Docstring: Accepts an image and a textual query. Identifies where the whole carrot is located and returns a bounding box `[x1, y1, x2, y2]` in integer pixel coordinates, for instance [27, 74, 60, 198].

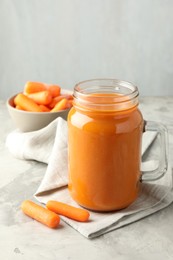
[27, 90, 52, 105]
[39, 104, 51, 112]
[21, 200, 60, 228]
[49, 95, 68, 109]
[14, 93, 42, 112]
[66, 99, 73, 109]
[24, 81, 47, 94]
[15, 105, 25, 110]
[48, 85, 61, 97]
[46, 200, 90, 222]
[51, 98, 68, 112]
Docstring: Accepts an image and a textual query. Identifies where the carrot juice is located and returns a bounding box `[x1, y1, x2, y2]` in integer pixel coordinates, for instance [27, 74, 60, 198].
[68, 79, 144, 211]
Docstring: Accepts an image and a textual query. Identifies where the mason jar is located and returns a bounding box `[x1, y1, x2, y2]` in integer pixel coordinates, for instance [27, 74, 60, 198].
[68, 79, 168, 211]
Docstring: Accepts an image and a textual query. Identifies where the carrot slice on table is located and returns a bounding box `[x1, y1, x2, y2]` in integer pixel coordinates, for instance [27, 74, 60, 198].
[46, 200, 90, 222]
[24, 81, 47, 94]
[14, 93, 42, 112]
[51, 98, 68, 112]
[21, 200, 60, 228]
[27, 90, 52, 105]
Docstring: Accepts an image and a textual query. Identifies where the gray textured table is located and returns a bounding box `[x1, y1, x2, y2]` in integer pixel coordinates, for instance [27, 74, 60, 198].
[0, 97, 173, 260]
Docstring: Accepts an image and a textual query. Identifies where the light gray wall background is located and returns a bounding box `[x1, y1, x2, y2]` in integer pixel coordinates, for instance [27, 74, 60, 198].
[0, 0, 173, 100]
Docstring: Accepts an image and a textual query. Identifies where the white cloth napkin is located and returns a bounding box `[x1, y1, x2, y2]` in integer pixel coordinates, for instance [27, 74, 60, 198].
[6, 118, 173, 238]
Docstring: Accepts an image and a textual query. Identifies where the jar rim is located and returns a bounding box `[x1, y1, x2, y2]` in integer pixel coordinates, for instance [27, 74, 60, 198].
[73, 78, 139, 112]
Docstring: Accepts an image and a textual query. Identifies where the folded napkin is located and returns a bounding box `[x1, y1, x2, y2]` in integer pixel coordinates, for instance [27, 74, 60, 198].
[6, 118, 173, 238]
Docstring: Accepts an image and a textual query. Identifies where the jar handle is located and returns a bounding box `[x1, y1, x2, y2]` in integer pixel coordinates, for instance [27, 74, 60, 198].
[141, 121, 168, 182]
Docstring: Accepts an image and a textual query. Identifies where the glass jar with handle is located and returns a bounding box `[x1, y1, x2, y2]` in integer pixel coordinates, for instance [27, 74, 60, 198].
[68, 79, 168, 211]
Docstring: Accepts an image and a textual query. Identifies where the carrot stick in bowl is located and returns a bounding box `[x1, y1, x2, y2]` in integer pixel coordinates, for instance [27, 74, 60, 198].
[46, 200, 90, 222]
[14, 93, 42, 112]
[21, 200, 60, 228]
[47, 85, 61, 97]
[39, 104, 51, 112]
[27, 90, 52, 105]
[51, 98, 68, 112]
[15, 105, 25, 111]
[49, 95, 68, 109]
[66, 99, 73, 109]
[24, 81, 47, 94]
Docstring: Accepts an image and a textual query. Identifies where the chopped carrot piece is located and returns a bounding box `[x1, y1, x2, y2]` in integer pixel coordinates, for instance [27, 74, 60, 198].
[39, 104, 51, 112]
[27, 90, 52, 105]
[24, 81, 47, 94]
[68, 94, 74, 100]
[49, 95, 68, 109]
[46, 200, 90, 222]
[14, 93, 42, 112]
[21, 200, 60, 228]
[47, 85, 61, 98]
[66, 99, 73, 109]
[15, 105, 25, 111]
[14, 81, 73, 113]
[51, 98, 68, 112]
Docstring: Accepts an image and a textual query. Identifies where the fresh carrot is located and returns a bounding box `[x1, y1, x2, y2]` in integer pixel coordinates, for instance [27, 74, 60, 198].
[66, 99, 73, 109]
[47, 85, 61, 98]
[24, 81, 47, 94]
[15, 105, 25, 110]
[51, 98, 68, 112]
[67, 94, 74, 100]
[14, 93, 42, 112]
[15, 81, 73, 113]
[39, 104, 51, 112]
[27, 90, 52, 105]
[21, 200, 60, 228]
[49, 95, 68, 109]
[46, 200, 90, 222]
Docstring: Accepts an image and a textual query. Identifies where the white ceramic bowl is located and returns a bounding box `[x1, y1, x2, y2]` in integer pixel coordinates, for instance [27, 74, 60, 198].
[7, 89, 72, 132]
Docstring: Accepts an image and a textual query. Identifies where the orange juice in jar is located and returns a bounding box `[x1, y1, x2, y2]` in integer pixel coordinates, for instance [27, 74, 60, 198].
[68, 79, 168, 212]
